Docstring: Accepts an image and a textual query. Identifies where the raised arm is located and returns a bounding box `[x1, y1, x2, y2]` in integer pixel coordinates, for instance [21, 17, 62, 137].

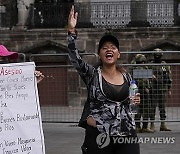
[67, 5, 95, 85]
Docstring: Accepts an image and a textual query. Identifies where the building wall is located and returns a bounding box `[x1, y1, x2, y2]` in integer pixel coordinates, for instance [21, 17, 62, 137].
[0, 27, 180, 106]
[0, 27, 180, 59]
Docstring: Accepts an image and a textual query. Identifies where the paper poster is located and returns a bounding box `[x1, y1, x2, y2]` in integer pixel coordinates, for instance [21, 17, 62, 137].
[0, 62, 45, 154]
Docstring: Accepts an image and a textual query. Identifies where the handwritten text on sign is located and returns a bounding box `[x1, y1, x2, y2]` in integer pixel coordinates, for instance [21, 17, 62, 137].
[0, 62, 45, 154]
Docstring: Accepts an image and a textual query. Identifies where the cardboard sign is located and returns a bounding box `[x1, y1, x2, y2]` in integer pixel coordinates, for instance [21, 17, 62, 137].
[0, 62, 45, 154]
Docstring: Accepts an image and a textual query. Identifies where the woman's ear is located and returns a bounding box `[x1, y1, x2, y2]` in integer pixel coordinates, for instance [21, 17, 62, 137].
[118, 53, 120, 59]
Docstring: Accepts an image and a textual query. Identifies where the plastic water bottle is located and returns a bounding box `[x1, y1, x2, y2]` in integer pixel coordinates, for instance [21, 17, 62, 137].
[129, 80, 139, 114]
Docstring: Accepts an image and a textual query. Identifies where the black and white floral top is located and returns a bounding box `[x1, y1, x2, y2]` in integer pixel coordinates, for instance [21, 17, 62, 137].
[67, 33, 135, 136]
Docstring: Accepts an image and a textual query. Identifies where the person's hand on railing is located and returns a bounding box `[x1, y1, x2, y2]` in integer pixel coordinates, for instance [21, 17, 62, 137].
[68, 5, 78, 34]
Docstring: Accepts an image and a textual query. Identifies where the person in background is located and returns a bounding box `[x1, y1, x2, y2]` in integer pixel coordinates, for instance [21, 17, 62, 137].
[149, 48, 172, 131]
[68, 5, 140, 154]
[131, 54, 154, 133]
[0, 45, 44, 83]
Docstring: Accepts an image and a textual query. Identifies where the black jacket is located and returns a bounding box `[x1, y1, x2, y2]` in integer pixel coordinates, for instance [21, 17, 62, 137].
[68, 33, 135, 136]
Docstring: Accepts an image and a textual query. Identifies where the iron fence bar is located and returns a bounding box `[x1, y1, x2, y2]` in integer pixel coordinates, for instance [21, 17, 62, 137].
[120, 51, 180, 54]
[42, 120, 180, 124]
[30, 52, 98, 58]
[35, 63, 180, 68]
[18, 53, 26, 62]
[36, 65, 74, 68]
[132, 120, 180, 123]
[30, 51, 180, 58]
[42, 121, 78, 123]
[122, 63, 180, 66]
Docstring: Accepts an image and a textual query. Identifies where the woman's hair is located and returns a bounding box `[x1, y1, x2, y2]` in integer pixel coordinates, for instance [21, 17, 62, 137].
[117, 65, 127, 73]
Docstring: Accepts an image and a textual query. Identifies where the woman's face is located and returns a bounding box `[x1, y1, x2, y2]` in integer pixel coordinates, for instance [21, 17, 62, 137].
[99, 41, 120, 66]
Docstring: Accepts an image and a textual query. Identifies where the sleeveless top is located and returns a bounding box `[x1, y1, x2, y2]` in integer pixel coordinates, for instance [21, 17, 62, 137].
[102, 76, 129, 102]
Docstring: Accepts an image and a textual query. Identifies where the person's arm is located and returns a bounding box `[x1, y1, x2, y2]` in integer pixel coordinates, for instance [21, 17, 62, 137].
[67, 5, 95, 84]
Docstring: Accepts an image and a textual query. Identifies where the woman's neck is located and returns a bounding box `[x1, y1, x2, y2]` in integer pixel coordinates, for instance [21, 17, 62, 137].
[101, 65, 124, 85]
[102, 65, 119, 77]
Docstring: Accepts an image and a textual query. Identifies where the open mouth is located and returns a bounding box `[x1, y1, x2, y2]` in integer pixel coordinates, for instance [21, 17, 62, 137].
[105, 53, 113, 60]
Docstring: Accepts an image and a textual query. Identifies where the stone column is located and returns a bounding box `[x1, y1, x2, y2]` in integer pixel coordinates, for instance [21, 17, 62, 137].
[128, 0, 150, 27]
[174, 0, 180, 26]
[74, 0, 92, 27]
[17, 0, 35, 29]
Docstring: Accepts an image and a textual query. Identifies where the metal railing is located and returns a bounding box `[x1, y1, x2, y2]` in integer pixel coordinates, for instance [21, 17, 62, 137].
[38, 63, 180, 123]
[30, 51, 180, 123]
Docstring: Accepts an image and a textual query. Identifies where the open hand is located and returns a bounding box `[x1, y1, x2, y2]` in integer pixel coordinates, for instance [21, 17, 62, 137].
[68, 5, 78, 32]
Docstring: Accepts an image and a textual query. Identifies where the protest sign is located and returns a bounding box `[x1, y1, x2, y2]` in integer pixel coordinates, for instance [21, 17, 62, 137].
[0, 62, 45, 154]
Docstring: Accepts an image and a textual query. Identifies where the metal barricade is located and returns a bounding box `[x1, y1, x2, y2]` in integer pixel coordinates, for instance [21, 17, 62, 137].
[30, 53, 98, 123]
[30, 52, 180, 123]
[126, 63, 180, 123]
